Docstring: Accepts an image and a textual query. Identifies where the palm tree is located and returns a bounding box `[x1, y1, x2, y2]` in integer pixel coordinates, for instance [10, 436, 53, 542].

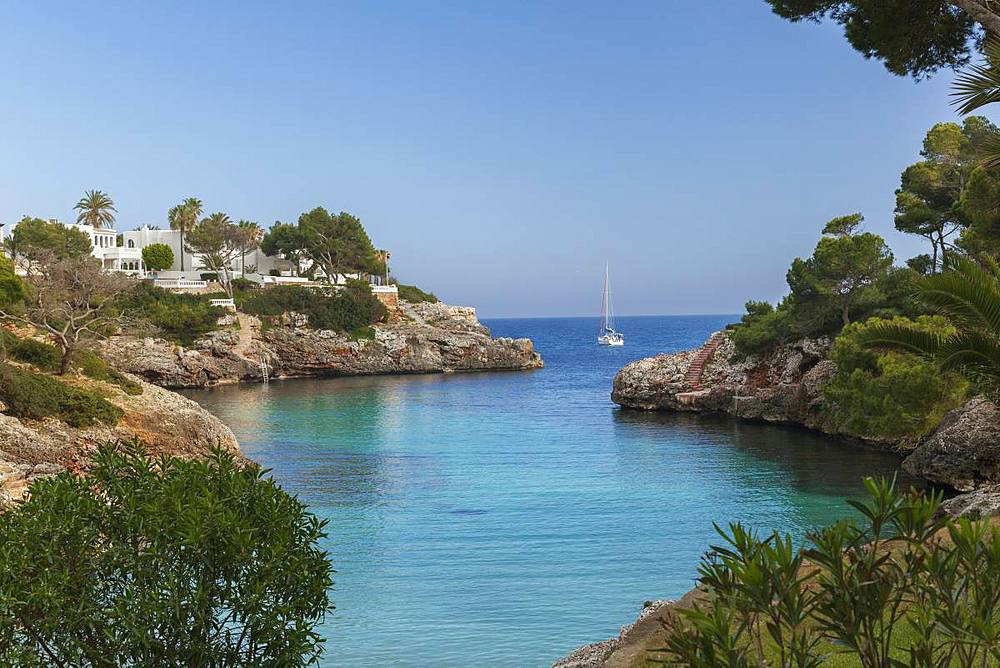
[951, 35, 1000, 167]
[74, 190, 117, 228]
[168, 197, 202, 271]
[236, 220, 264, 277]
[858, 256, 1000, 400]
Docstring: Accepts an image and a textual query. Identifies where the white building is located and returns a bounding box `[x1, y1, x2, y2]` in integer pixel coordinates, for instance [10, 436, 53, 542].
[1, 220, 392, 289]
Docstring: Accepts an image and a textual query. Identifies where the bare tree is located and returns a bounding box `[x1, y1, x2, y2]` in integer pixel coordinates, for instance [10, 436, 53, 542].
[0, 253, 135, 374]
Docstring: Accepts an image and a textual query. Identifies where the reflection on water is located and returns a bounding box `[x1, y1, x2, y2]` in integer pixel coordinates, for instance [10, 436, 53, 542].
[183, 315, 921, 668]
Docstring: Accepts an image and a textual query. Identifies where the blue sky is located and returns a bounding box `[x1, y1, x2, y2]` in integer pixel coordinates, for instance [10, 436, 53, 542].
[0, 1, 968, 317]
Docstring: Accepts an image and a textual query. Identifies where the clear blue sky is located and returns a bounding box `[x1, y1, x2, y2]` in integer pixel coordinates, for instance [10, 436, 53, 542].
[0, 1, 966, 317]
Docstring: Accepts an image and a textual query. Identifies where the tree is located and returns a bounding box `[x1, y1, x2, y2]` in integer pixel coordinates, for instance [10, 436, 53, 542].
[298, 207, 382, 283]
[892, 120, 998, 269]
[0, 441, 333, 666]
[261, 222, 309, 276]
[789, 214, 894, 326]
[236, 220, 263, 277]
[859, 255, 1000, 400]
[185, 213, 243, 298]
[0, 254, 134, 374]
[3, 217, 93, 274]
[764, 1, 993, 79]
[74, 189, 117, 229]
[141, 242, 174, 271]
[167, 197, 202, 272]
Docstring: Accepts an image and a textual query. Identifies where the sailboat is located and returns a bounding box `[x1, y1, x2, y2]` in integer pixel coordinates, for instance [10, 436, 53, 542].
[597, 263, 624, 346]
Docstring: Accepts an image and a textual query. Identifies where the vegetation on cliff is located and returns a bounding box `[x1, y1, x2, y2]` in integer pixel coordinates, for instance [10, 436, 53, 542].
[0, 442, 333, 666]
[240, 281, 387, 333]
[655, 478, 1000, 667]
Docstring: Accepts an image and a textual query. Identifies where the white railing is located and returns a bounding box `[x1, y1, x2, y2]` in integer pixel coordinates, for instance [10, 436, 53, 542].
[371, 285, 398, 294]
[209, 298, 236, 310]
[259, 275, 311, 285]
[154, 279, 208, 289]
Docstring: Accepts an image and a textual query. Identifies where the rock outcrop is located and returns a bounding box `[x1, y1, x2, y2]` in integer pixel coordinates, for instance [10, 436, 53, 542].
[100, 301, 543, 388]
[612, 334, 842, 438]
[903, 397, 1000, 491]
[0, 375, 240, 504]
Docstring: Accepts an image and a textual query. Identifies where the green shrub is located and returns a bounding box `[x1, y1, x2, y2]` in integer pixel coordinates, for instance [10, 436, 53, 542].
[269, 268, 281, 276]
[349, 325, 376, 341]
[73, 349, 143, 396]
[118, 283, 224, 346]
[0, 442, 333, 666]
[728, 300, 793, 357]
[199, 272, 219, 282]
[0, 331, 61, 372]
[140, 243, 174, 271]
[243, 282, 386, 333]
[395, 283, 438, 303]
[230, 277, 257, 292]
[0, 364, 123, 427]
[823, 315, 968, 442]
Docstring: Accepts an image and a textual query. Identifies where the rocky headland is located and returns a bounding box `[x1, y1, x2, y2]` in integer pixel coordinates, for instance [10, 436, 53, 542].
[100, 300, 543, 388]
[0, 372, 239, 505]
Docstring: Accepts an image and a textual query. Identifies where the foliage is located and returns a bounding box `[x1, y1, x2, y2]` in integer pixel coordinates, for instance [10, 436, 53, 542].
[764, 1, 980, 79]
[653, 477, 1000, 667]
[3, 217, 93, 268]
[0, 442, 334, 666]
[0, 331, 142, 395]
[727, 301, 793, 357]
[242, 282, 387, 332]
[260, 222, 309, 276]
[395, 283, 439, 304]
[140, 242, 174, 271]
[858, 255, 1000, 401]
[72, 348, 143, 395]
[823, 316, 968, 441]
[298, 207, 384, 282]
[73, 189, 116, 228]
[230, 277, 257, 292]
[0, 255, 24, 309]
[167, 197, 202, 272]
[236, 220, 263, 276]
[0, 363, 122, 427]
[118, 283, 224, 346]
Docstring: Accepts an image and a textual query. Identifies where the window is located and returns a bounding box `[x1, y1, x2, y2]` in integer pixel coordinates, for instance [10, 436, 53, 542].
[127, 240, 135, 248]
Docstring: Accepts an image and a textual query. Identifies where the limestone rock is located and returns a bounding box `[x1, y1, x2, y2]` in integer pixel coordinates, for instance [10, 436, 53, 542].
[903, 397, 1000, 491]
[940, 485, 1000, 518]
[101, 301, 543, 388]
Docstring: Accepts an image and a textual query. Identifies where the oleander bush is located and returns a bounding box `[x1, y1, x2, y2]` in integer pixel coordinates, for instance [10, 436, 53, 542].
[823, 316, 968, 443]
[118, 283, 224, 345]
[652, 478, 1000, 668]
[0, 442, 334, 666]
[0, 363, 122, 427]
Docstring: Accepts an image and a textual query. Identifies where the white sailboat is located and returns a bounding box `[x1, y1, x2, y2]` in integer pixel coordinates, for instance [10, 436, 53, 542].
[597, 263, 624, 346]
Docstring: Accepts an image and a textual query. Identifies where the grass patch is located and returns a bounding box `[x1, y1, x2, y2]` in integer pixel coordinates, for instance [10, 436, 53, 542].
[0, 364, 123, 427]
[73, 350, 143, 396]
[349, 326, 376, 341]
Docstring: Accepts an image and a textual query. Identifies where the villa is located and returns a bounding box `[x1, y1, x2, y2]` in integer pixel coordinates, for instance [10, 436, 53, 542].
[0, 220, 395, 295]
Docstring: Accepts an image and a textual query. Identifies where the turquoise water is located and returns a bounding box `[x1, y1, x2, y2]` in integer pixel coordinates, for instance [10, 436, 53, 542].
[183, 315, 923, 667]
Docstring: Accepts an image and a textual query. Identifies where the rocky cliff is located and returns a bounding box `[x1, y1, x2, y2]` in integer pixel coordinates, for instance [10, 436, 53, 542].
[99, 300, 543, 388]
[0, 374, 240, 504]
[612, 332, 1000, 499]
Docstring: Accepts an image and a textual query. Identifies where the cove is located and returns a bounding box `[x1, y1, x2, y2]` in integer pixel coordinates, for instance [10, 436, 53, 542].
[182, 315, 924, 667]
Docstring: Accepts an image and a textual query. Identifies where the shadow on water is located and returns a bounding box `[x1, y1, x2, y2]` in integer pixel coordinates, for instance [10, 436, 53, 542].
[611, 407, 930, 496]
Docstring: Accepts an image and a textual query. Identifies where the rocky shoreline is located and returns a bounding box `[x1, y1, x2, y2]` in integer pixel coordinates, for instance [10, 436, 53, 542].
[100, 300, 543, 389]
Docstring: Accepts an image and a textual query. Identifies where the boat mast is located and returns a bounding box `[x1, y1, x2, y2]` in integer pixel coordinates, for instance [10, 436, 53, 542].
[605, 263, 614, 332]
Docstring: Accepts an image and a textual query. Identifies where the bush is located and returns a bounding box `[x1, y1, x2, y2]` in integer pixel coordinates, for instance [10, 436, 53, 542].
[140, 243, 174, 271]
[0, 331, 61, 371]
[243, 282, 387, 333]
[269, 268, 281, 276]
[199, 272, 219, 282]
[230, 277, 257, 292]
[823, 316, 968, 442]
[73, 349, 143, 395]
[0, 442, 333, 666]
[656, 478, 1000, 666]
[0, 364, 122, 427]
[395, 283, 438, 304]
[728, 300, 793, 357]
[118, 283, 224, 346]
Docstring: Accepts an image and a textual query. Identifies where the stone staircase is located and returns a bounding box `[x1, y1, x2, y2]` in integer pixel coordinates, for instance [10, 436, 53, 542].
[683, 332, 725, 392]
